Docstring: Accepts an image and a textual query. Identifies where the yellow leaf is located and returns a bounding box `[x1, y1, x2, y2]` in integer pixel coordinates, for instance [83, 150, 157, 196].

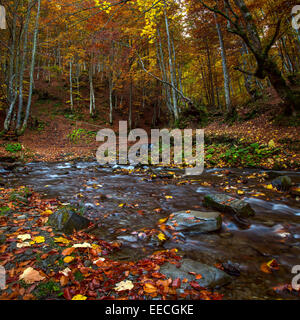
[157, 232, 166, 241]
[72, 294, 87, 300]
[33, 236, 45, 243]
[41, 209, 53, 215]
[63, 256, 75, 263]
[54, 237, 70, 244]
[158, 217, 168, 224]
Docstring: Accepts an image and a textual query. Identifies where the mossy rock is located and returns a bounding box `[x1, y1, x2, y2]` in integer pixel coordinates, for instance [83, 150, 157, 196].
[47, 206, 90, 234]
[271, 176, 292, 191]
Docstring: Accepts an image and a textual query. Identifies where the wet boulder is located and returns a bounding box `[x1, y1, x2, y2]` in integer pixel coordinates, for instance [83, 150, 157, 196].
[271, 176, 292, 191]
[160, 259, 231, 289]
[166, 211, 222, 234]
[47, 206, 90, 234]
[204, 194, 255, 217]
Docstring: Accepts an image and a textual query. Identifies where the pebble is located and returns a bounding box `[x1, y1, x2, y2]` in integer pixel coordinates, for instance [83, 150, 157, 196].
[84, 260, 92, 267]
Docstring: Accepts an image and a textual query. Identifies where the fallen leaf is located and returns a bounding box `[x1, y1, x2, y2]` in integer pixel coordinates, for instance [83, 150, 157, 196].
[157, 232, 166, 241]
[54, 237, 70, 244]
[72, 243, 92, 248]
[143, 283, 157, 294]
[63, 256, 75, 263]
[33, 236, 45, 243]
[19, 267, 45, 284]
[17, 234, 31, 241]
[62, 247, 75, 256]
[72, 294, 87, 300]
[114, 280, 134, 292]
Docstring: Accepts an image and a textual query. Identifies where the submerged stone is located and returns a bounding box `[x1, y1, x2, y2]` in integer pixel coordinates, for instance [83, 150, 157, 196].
[204, 193, 255, 217]
[166, 211, 222, 234]
[160, 259, 231, 289]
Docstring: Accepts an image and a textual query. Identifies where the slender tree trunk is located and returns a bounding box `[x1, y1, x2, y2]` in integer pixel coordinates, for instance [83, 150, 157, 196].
[163, 6, 179, 120]
[19, 0, 41, 134]
[89, 62, 95, 115]
[16, 1, 32, 132]
[4, 2, 19, 132]
[129, 77, 133, 130]
[109, 73, 113, 124]
[157, 29, 172, 116]
[205, 39, 215, 108]
[214, 13, 231, 113]
[69, 60, 73, 110]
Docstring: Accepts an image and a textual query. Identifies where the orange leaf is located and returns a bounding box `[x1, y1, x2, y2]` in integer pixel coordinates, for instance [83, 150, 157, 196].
[260, 263, 272, 274]
[143, 283, 157, 294]
[61, 247, 75, 256]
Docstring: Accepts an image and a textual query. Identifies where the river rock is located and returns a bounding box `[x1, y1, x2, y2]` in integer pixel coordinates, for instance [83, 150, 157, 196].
[166, 211, 222, 234]
[160, 259, 231, 289]
[117, 235, 138, 243]
[1, 162, 22, 171]
[271, 176, 292, 191]
[203, 194, 255, 217]
[47, 207, 90, 234]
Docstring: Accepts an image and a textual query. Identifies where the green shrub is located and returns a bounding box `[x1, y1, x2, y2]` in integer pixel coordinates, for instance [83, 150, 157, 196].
[67, 128, 96, 143]
[5, 143, 22, 153]
[33, 280, 62, 299]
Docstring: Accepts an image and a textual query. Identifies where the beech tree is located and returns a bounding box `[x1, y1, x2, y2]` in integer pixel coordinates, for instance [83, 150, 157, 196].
[198, 0, 300, 114]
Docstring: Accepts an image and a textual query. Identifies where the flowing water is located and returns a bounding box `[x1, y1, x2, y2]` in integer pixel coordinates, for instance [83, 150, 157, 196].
[2, 161, 300, 300]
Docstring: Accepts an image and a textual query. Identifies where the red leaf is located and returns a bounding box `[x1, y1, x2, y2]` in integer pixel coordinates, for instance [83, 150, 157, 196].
[172, 278, 181, 288]
[63, 288, 72, 300]
[190, 281, 202, 291]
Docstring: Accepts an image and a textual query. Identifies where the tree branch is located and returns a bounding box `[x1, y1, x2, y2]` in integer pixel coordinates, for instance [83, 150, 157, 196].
[263, 18, 282, 57]
[234, 66, 255, 76]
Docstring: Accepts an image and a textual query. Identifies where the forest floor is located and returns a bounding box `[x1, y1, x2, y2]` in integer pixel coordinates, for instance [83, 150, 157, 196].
[0, 79, 299, 169]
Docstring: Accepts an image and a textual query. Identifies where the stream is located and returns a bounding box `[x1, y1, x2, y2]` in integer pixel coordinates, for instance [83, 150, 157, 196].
[2, 161, 300, 300]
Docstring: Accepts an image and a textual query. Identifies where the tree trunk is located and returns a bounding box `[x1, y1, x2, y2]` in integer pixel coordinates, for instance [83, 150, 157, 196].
[214, 13, 231, 113]
[16, 0, 32, 132]
[19, 0, 41, 134]
[69, 60, 73, 111]
[264, 59, 300, 114]
[163, 7, 179, 120]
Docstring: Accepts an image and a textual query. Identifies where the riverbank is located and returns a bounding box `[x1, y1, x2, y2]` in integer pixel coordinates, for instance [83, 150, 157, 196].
[0, 161, 299, 300]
